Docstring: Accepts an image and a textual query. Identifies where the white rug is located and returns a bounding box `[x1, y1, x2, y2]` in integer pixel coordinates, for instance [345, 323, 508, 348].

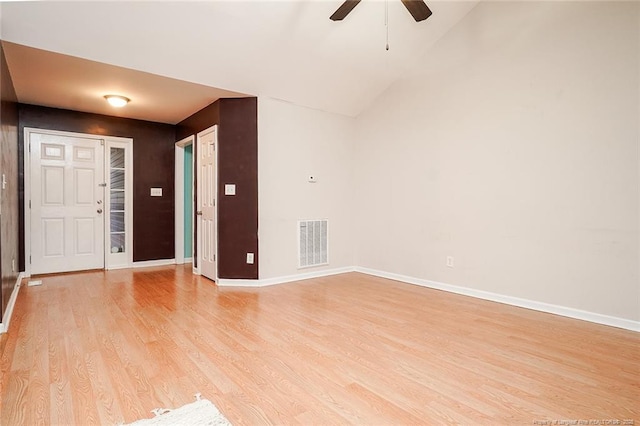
[123, 394, 232, 426]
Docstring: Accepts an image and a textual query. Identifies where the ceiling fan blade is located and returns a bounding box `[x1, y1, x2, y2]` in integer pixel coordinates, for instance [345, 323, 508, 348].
[400, 0, 432, 22]
[330, 0, 362, 21]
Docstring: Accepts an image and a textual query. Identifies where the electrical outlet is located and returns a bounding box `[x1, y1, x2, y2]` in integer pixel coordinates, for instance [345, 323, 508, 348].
[246, 253, 254, 264]
[446, 256, 454, 268]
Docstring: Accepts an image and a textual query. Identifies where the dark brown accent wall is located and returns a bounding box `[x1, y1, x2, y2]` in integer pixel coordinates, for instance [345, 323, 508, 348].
[217, 98, 258, 279]
[0, 42, 19, 320]
[175, 101, 220, 142]
[176, 98, 258, 279]
[18, 105, 176, 268]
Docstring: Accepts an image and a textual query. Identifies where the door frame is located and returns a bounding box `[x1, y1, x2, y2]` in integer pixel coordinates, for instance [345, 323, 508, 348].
[23, 128, 133, 277]
[174, 135, 195, 270]
[195, 125, 218, 280]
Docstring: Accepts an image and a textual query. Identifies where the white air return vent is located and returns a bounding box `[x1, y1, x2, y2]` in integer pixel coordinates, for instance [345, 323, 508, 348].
[298, 219, 328, 268]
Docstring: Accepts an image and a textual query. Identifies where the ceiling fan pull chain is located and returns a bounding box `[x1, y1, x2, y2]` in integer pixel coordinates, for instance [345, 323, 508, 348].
[385, 0, 390, 51]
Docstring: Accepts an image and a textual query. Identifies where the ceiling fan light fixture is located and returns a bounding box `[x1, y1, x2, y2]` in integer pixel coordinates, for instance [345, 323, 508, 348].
[104, 95, 130, 108]
[330, 0, 432, 22]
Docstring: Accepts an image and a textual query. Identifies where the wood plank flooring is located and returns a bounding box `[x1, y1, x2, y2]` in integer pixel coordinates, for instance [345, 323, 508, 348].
[0, 265, 638, 425]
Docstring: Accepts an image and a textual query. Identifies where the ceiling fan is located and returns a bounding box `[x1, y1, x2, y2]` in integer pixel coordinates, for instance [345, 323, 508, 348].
[330, 0, 433, 22]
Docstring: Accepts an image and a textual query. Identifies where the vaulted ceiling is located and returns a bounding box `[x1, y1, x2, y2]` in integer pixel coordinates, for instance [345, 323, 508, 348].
[0, 1, 478, 122]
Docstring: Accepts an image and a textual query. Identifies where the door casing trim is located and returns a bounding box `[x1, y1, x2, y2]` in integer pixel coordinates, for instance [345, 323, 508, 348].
[174, 135, 195, 270]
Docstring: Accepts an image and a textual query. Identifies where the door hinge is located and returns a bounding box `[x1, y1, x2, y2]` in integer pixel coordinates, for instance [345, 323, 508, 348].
[100, 140, 105, 146]
[214, 254, 216, 261]
[28, 142, 31, 153]
[213, 199, 215, 207]
[29, 200, 31, 209]
[29, 255, 32, 264]
[99, 183, 107, 187]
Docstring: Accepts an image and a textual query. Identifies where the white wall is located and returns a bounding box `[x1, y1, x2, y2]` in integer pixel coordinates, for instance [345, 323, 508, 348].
[354, 1, 639, 321]
[258, 98, 355, 279]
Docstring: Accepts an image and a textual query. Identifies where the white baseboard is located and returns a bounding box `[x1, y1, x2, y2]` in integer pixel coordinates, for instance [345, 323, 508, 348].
[218, 266, 356, 288]
[355, 267, 640, 332]
[105, 264, 132, 270]
[183, 257, 193, 264]
[132, 259, 176, 268]
[0, 272, 25, 334]
[216, 278, 261, 287]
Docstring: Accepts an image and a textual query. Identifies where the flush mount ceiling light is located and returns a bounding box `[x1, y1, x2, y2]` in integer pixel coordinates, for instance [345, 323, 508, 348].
[104, 95, 130, 108]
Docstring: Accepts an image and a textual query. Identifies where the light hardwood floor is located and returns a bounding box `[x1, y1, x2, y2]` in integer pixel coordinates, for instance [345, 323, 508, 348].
[0, 265, 638, 425]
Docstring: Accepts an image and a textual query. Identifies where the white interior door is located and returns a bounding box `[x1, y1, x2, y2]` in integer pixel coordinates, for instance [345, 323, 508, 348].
[197, 127, 217, 281]
[30, 132, 105, 274]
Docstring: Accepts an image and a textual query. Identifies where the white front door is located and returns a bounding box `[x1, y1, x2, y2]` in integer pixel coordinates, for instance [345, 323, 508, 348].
[197, 126, 217, 281]
[30, 132, 105, 274]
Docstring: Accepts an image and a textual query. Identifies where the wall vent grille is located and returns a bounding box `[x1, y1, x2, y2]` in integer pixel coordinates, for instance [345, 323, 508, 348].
[298, 220, 328, 268]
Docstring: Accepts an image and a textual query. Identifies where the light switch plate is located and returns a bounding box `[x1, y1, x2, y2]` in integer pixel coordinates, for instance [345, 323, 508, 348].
[150, 187, 163, 197]
[225, 184, 236, 196]
[246, 253, 254, 264]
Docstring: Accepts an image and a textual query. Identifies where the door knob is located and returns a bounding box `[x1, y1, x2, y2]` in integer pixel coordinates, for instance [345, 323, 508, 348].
[97, 209, 103, 214]
[97, 200, 102, 205]
[196, 211, 203, 216]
